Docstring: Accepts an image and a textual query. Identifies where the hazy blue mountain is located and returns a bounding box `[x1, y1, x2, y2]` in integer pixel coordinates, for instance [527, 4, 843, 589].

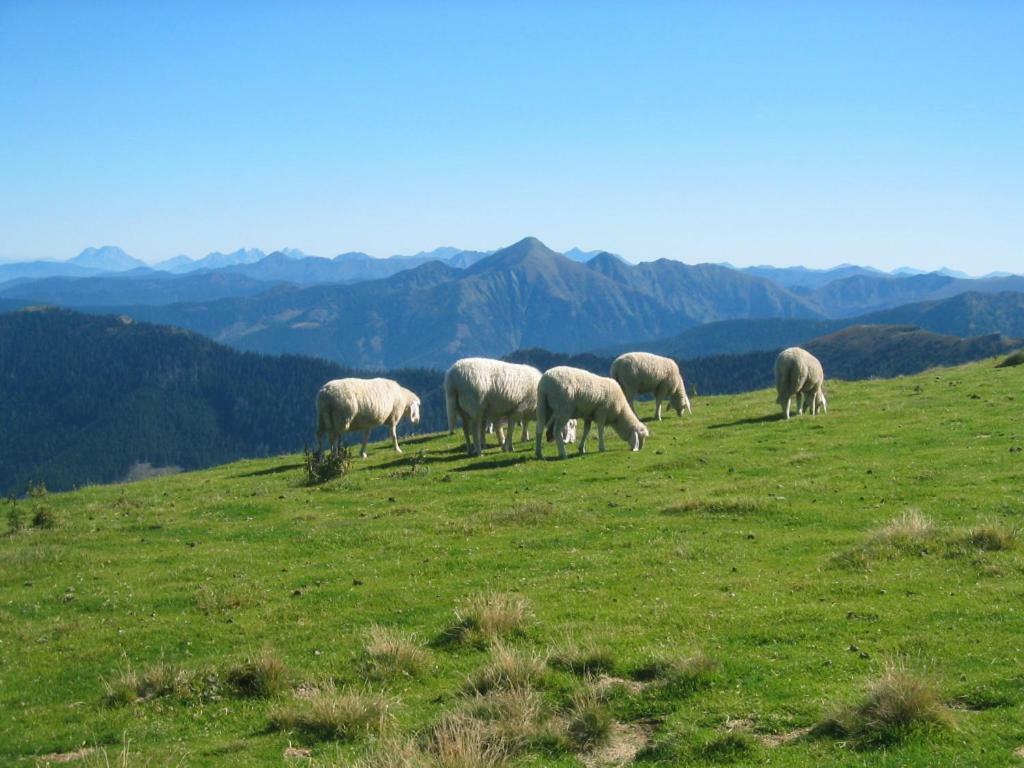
[860, 291, 1024, 338]
[739, 264, 885, 289]
[393, 246, 463, 261]
[0, 260, 103, 283]
[0, 270, 287, 306]
[186, 248, 269, 271]
[444, 250, 491, 268]
[154, 254, 196, 272]
[806, 272, 1024, 317]
[564, 247, 607, 263]
[85, 237, 820, 369]
[613, 291, 1024, 360]
[69, 246, 147, 271]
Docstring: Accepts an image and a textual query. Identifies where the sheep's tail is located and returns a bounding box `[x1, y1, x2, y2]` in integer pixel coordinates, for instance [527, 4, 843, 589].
[444, 380, 459, 435]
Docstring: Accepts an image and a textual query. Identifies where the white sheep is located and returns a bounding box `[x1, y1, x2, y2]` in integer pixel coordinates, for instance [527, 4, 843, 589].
[774, 347, 827, 420]
[610, 351, 692, 421]
[535, 366, 650, 459]
[315, 378, 421, 457]
[445, 358, 541, 456]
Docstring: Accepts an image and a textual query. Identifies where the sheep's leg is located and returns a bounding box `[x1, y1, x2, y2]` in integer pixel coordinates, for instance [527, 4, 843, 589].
[549, 417, 566, 459]
[784, 396, 791, 420]
[360, 431, 370, 458]
[579, 419, 592, 455]
[597, 422, 606, 452]
[472, 417, 485, 457]
[520, 419, 530, 442]
[626, 393, 638, 417]
[655, 398, 663, 421]
[459, 409, 473, 453]
[390, 422, 402, 452]
[503, 419, 514, 452]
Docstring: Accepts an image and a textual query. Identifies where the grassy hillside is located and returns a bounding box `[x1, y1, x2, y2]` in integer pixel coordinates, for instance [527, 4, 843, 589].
[2, 358, 1023, 766]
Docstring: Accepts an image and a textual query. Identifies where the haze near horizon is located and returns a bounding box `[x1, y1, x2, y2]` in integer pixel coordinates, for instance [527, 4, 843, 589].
[1, 1, 1021, 272]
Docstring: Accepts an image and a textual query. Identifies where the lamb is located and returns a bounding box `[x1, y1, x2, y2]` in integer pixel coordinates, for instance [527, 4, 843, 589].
[774, 347, 827, 420]
[535, 366, 650, 459]
[315, 378, 421, 457]
[610, 351, 692, 421]
[444, 358, 542, 456]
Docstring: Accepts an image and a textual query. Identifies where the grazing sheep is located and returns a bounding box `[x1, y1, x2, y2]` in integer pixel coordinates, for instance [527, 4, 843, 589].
[445, 358, 542, 456]
[316, 378, 421, 457]
[535, 366, 650, 459]
[611, 351, 692, 420]
[774, 347, 827, 420]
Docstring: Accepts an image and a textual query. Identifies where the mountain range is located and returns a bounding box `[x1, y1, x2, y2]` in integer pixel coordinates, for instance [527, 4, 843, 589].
[2, 237, 1024, 371]
[73, 237, 820, 368]
[3, 236, 1024, 368]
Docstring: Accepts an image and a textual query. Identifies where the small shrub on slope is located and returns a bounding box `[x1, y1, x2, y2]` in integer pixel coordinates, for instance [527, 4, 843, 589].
[304, 447, 349, 485]
[360, 625, 429, 680]
[268, 684, 393, 741]
[814, 664, 953, 746]
[226, 648, 290, 698]
[443, 593, 529, 646]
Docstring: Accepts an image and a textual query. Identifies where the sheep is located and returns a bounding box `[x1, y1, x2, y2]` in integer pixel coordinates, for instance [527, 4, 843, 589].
[610, 351, 692, 421]
[315, 378, 421, 457]
[535, 366, 650, 459]
[774, 347, 827, 420]
[444, 358, 542, 456]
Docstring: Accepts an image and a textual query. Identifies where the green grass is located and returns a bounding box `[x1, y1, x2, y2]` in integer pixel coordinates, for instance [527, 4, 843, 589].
[2, 359, 1024, 765]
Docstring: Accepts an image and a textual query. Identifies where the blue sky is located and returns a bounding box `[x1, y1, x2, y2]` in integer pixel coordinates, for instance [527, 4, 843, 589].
[1, 1, 1021, 271]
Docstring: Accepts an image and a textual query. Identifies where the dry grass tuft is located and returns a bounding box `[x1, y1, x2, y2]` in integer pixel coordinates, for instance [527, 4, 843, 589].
[268, 684, 394, 742]
[549, 637, 616, 677]
[427, 713, 510, 768]
[461, 686, 561, 754]
[632, 650, 717, 692]
[815, 664, 954, 746]
[464, 642, 546, 695]
[871, 509, 936, 551]
[444, 593, 529, 646]
[343, 739, 433, 768]
[361, 625, 430, 680]
[956, 521, 1016, 552]
[226, 648, 290, 698]
[566, 689, 613, 750]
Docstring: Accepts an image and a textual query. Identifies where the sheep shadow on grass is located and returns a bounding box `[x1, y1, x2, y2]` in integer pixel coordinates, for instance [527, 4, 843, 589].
[235, 463, 305, 478]
[707, 413, 784, 429]
[452, 456, 531, 472]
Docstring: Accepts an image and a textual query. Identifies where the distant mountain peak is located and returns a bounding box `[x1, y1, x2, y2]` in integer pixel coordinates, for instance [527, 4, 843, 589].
[69, 246, 146, 272]
[466, 237, 565, 273]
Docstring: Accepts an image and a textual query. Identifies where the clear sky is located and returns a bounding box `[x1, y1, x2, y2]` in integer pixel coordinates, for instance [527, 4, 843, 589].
[1, 1, 1022, 271]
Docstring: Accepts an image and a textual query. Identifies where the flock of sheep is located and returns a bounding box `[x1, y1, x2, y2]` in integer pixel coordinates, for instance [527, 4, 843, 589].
[314, 347, 827, 459]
